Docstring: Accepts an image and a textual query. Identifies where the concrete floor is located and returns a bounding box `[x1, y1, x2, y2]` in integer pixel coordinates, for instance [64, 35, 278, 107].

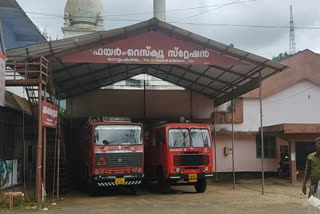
[15, 178, 308, 214]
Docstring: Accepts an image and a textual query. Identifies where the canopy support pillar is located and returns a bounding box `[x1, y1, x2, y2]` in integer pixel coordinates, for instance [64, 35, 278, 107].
[232, 90, 235, 189]
[259, 71, 265, 195]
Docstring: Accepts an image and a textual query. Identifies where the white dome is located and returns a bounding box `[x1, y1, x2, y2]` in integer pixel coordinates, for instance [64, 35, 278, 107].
[64, 0, 105, 27]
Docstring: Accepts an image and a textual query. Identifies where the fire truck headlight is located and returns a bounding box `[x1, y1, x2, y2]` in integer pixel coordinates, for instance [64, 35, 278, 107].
[138, 168, 142, 173]
[95, 169, 99, 175]
[100, 169, 104, 174]
[204, 167, 209, 172]
[175, 168, 180, 173]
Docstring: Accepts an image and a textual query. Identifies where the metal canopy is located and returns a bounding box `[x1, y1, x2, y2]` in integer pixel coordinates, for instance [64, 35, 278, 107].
[6, 18, 287, 106]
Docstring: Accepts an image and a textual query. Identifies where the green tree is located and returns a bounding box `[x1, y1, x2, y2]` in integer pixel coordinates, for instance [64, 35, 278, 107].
[272, 52, 293, 62]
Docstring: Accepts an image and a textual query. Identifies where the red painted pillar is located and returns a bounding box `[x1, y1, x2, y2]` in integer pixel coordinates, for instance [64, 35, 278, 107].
[36, 83, 43, 204]
[289, 140, 297, 184]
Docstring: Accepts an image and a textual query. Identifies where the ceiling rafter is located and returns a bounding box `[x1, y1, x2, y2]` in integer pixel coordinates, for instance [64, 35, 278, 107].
[65, 72, 140, 99]
[60, 65, 142, 91]
[146, 67, 212, 97]
[149, 65, 221, 95]
[212, 66, 266, 99]
[56, 64, 122, 85]
[211, 60, 270, 98]
[164, 65, 175, 80]
[174, 65, 230, 86]
[177, 65, 192, 85]
[189, 66, 211, 88]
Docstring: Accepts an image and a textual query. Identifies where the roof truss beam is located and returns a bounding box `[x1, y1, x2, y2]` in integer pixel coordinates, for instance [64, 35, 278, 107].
[212, 62, 268, 98]
[148, 65, 221, 95]
[56, 64, 121, 84]
[145, 69, 209, 96]
[59, 65, 142, 91]
[65, 72, 139, 99]
[175, 65, 230, 86]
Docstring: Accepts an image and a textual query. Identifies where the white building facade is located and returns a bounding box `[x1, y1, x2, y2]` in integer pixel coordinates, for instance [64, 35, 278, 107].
[214, 50, 320, 178]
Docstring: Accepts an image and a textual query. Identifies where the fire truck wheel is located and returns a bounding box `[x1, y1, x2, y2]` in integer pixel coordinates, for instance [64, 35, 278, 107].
[134, 185, 143, 195]
[88, 184, 97, 196]
[156, 168, 170, 194]
[194, 178, 207, 193]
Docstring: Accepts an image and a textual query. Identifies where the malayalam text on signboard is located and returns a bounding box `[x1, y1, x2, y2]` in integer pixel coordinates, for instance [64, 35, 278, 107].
[42, 101, 58, 128]
[62, 32, 245, 66]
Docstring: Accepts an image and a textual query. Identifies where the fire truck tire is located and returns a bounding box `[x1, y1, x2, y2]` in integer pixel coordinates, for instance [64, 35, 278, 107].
[194, 178, 207, 193]
[134, 185, 143, 195]
[88, 183, 98, 196]
[156, 168, 170, 194]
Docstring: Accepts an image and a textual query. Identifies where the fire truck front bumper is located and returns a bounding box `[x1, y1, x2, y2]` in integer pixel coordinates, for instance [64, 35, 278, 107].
[92, 173, 144, 186]
[169, 173, 213, 180]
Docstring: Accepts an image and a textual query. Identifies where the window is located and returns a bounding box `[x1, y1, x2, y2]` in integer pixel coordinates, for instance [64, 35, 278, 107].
[94, 125, 142, 145]
[191, 129, 211, 148]
[168, 129, 190, 148]
[256, 134, 276, 158]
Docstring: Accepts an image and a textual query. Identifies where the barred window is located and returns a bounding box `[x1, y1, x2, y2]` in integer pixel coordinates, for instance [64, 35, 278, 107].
[256, 134, 276, 159]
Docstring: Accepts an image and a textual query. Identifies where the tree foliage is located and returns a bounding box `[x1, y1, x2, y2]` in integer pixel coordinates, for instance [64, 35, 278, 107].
[272, 52, 293, 62]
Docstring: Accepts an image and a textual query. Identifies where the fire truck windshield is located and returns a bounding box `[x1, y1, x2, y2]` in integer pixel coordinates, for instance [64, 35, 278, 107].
[168, 129, 190, 148]
[190, 129, 211, 148]
[94, 125, 142, 146]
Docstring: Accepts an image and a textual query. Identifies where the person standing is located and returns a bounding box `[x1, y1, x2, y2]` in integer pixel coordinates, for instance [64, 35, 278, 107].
[302, 137, 320, 197]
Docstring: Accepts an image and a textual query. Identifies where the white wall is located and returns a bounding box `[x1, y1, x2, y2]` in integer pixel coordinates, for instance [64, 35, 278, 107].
[216, 135, 279, 172]
[217, 80, 320, 132]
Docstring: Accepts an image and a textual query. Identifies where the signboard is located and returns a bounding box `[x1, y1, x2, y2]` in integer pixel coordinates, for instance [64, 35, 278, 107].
[62, 32, 245, 66]
[42, 101, 58, 128]
[0, 54, 5, 107]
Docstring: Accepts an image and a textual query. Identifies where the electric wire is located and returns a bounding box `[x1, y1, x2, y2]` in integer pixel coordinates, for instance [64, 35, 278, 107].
[23, 0, 256, 19]
[172, 0, 243, 23]
[11, 0, 319, 31]
[172, 22, 320, 30]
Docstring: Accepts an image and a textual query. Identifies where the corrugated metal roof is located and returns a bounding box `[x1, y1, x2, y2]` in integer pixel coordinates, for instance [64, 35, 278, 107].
[7, 18, 288, 107]
[4, 90, 32, 115]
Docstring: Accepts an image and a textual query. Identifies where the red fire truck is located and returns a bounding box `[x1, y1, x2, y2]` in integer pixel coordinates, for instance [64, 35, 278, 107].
[145, 122, 213, 193]
[80, 117, 144, 191]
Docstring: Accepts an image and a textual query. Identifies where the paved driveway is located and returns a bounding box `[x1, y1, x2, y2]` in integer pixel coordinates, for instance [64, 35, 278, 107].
[15, 179, 307, 214]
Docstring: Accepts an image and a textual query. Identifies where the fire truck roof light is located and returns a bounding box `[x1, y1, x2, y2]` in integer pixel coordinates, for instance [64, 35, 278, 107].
[102, 117, 131, 122]
[179, 116, 186, 123]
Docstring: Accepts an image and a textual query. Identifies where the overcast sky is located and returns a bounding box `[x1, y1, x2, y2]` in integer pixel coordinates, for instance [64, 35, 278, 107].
[16, 0, 320, 59]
